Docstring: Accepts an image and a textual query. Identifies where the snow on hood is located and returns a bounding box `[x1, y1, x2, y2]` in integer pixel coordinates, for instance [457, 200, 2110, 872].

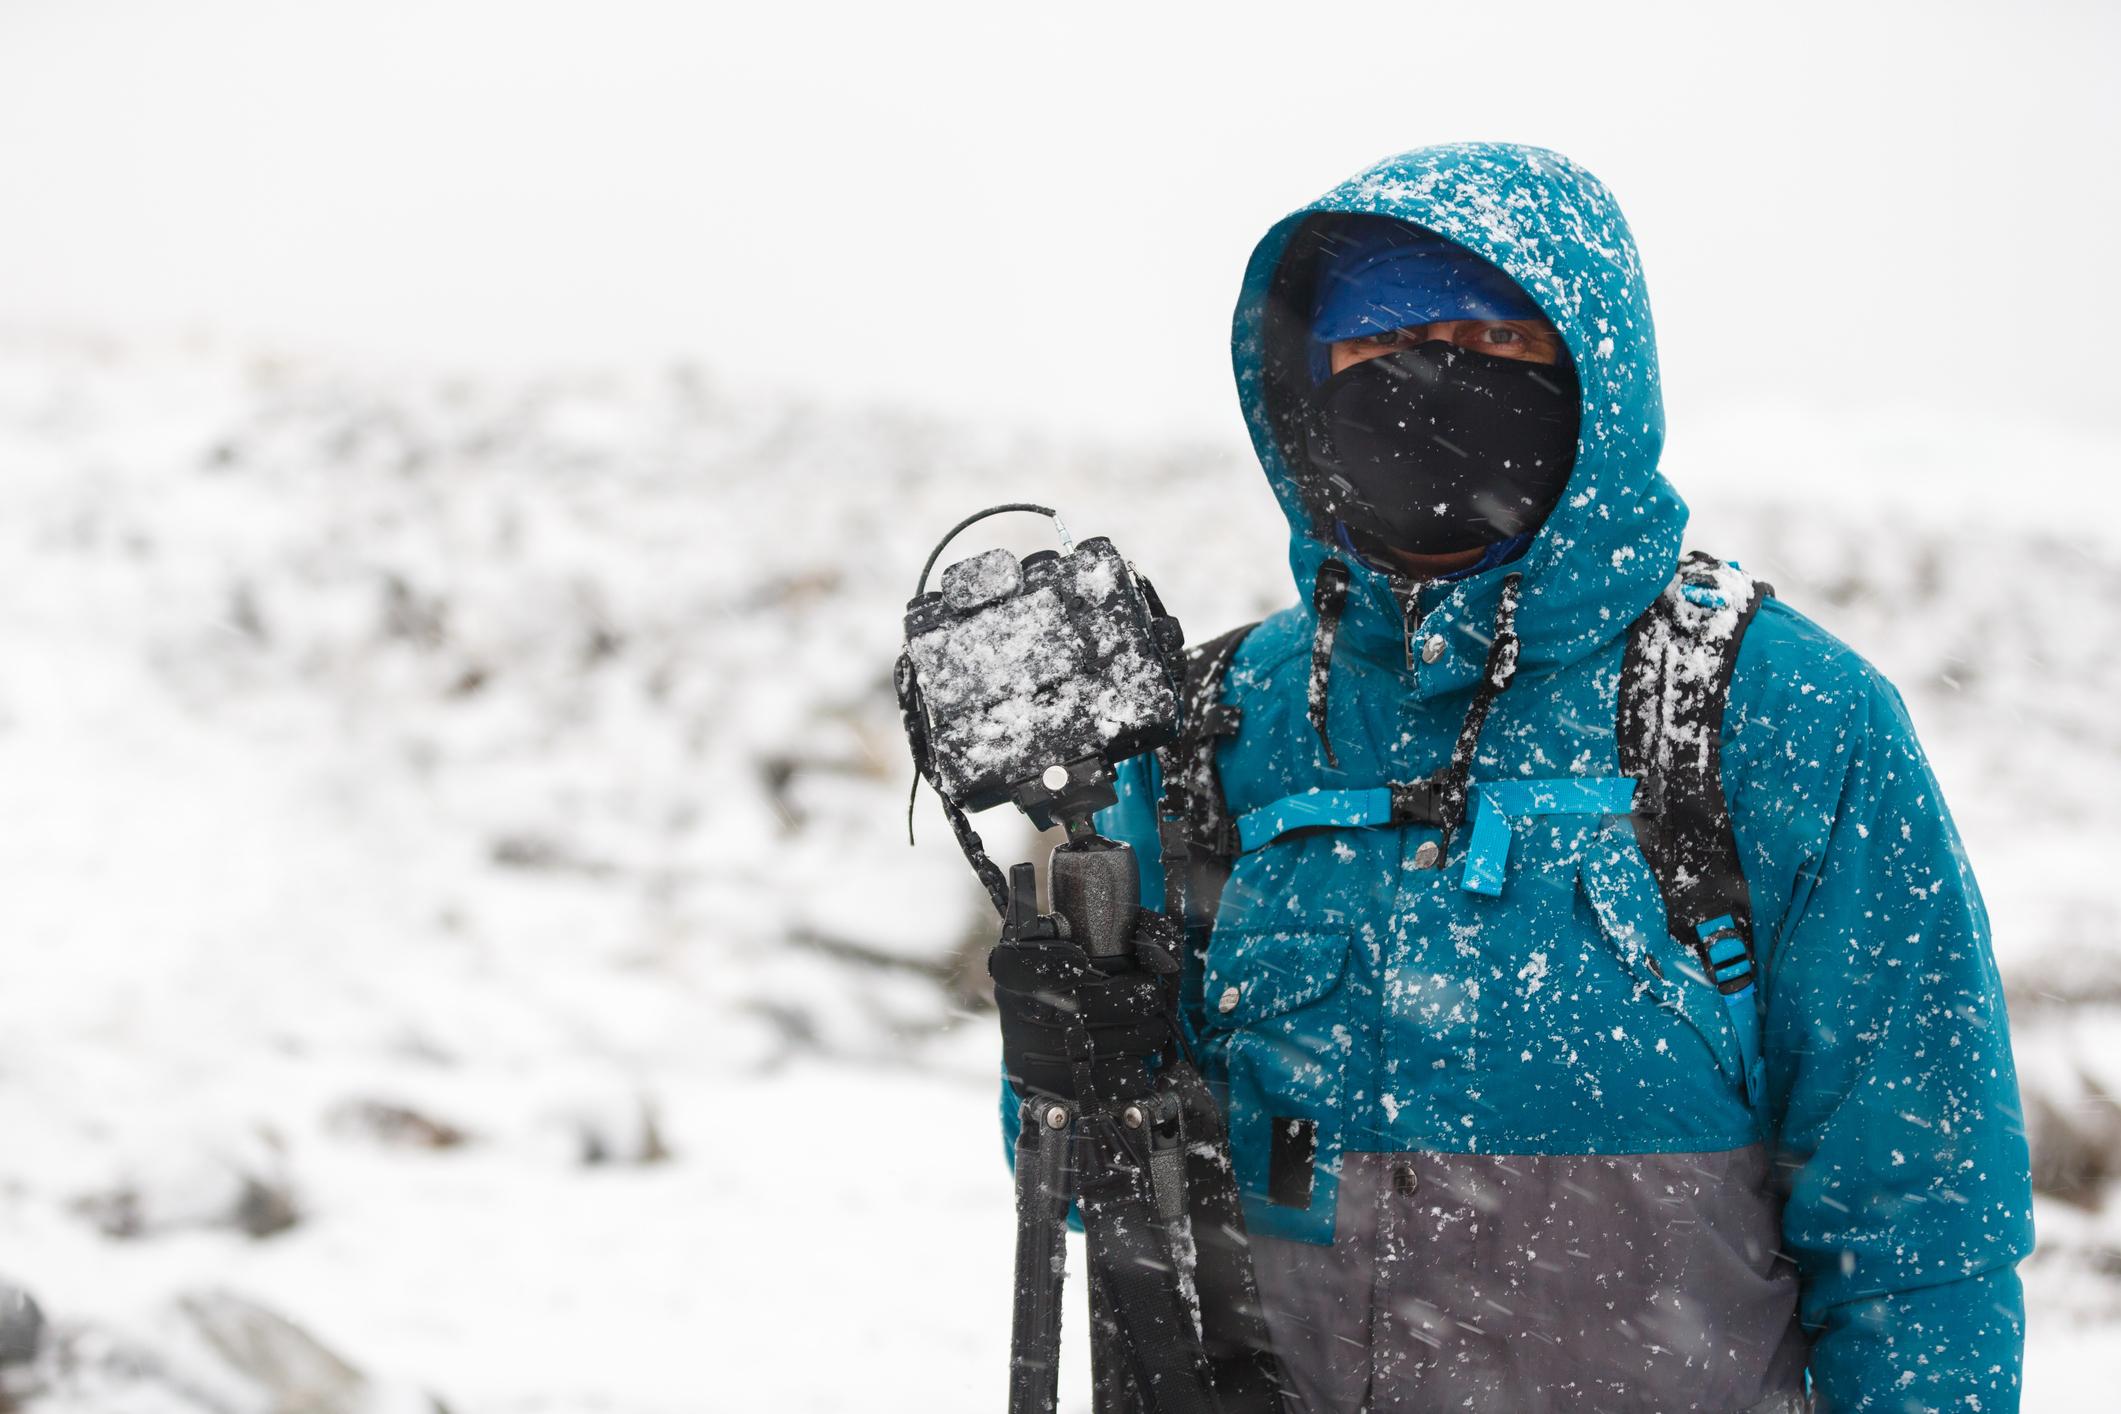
[1231, 143, 1688, 696]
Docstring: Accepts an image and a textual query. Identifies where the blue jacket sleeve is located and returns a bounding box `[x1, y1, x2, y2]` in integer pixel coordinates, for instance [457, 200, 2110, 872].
[1806, 1267, 2026, 1413]
[1726, 603, 2034, 1411]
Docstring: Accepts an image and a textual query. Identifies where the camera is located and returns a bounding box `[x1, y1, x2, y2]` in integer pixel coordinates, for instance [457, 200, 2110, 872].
[901, 534, 1184, 831]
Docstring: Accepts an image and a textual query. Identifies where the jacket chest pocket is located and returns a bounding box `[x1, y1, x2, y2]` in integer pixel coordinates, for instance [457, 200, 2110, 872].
[1575, 832, 1757, 1119]
[1202, 926, 1353, 1245]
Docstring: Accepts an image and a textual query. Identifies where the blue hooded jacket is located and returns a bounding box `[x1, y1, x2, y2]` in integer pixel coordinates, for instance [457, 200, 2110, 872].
[1005, 143, 2031, 1411]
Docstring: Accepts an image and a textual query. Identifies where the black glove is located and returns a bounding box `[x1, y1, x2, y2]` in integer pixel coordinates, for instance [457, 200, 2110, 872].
[991, 907, 1184, 1103]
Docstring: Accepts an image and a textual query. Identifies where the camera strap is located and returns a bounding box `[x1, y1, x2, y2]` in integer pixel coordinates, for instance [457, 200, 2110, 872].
[895, 650, 1012, 916]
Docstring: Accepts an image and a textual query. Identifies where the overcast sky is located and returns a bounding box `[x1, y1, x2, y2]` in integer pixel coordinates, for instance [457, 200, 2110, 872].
[2, 0, 2114, 446]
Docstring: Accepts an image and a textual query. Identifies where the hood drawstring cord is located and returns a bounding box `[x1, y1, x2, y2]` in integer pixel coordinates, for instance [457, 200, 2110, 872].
[1307, 559, 1353, 769]
[1436, 572, 1524, 845]
[1307, 563, 1522, 846]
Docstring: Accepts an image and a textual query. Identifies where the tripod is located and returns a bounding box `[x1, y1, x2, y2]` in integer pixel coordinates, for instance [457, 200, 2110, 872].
[996, 832, 1284, 1414]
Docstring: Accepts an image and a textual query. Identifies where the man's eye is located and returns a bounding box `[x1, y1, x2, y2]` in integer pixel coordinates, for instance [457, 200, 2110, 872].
[1360, 331, 1405, 347]
[1483, 327, 1523, 344]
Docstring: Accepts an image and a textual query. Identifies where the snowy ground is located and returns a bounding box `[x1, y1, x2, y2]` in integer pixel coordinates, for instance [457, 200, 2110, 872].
[0, 331, 2116, 1410]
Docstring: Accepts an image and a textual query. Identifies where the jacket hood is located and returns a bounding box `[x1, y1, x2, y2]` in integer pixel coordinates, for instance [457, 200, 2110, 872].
[1232, 143, 1687, 698]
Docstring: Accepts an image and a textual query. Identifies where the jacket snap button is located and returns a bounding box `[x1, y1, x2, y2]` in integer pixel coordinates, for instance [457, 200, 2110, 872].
[1412, 840, 1441, 870]
[1392, 1163, 1420, 1196]
[1420, 634, 1447, 665]
[1218, 985, 1241, 1014]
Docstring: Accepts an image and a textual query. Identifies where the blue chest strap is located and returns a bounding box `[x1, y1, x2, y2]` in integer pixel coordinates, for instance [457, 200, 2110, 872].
[1460, 777, 1640, 895]
[1697, 914, 1766, 1111]
[1233, 781, 1448, 854]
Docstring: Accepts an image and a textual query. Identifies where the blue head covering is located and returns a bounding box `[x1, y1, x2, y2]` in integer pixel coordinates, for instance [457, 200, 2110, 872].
[1308, 215, 1548, 382]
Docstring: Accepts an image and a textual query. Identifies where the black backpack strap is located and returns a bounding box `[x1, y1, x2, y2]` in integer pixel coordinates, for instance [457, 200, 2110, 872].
[1619, 550, 1775, 1107]
[1155, 624, 1258, 936]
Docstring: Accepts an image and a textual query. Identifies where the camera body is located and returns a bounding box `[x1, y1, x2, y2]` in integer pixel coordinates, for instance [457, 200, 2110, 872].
[902, 536, 1184, 826]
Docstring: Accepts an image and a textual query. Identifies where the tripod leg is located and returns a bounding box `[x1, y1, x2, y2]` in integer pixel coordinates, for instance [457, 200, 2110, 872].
[1011, 1097, 1073, 1414]
[1162, 1064, 1289, 1413]
[1090, 1264, 1148, 1414]
[1076, 1116, 1222, 1414]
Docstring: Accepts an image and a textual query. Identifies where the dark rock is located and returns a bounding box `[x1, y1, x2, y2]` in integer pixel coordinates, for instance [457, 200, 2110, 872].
[327, 1099, 471, 1151]
[2028, 1075, 2121, 1209]
[0, 1281, 43, 1366]
[558, 1093, 670, 1167]
[233, 1175, 301, 1239]
[488, 832, 614, 877]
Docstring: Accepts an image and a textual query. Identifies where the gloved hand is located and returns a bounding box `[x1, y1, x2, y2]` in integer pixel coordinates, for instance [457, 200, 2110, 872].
[991, 907, 1184, 1103]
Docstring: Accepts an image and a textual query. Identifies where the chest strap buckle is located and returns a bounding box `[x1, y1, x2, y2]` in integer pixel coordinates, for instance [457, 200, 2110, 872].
[1387, 777, 1448, 828]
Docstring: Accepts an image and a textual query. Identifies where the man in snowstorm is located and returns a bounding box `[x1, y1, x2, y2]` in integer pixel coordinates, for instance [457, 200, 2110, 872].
[999, 144, 2032, 1412]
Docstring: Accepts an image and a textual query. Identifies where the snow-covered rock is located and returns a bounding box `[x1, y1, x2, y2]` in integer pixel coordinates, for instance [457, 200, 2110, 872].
[13, 1289, 444, 1414]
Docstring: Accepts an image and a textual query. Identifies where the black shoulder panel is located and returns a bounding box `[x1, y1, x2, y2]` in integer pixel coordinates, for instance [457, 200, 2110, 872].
[1618, 551, 1775, 966]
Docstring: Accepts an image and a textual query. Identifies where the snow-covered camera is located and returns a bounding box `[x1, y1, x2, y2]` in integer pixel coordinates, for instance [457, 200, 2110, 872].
[901, 533, 1184, 831]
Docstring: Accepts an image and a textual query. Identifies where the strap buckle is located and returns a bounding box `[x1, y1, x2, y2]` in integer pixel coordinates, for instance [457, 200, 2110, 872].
[1387, 777, 1449, 828]
[1693, 915, 1754, 996]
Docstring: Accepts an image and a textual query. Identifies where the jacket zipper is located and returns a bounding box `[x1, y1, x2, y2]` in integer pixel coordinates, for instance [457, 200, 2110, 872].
[1395, 579, 1425, 672]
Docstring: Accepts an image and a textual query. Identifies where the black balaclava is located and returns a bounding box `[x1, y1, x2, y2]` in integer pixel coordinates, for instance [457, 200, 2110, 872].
[1295, 216, 1581, 558]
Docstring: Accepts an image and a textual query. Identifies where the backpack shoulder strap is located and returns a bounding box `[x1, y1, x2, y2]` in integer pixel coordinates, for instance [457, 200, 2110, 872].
[1618, 551, 1775, 1103]
[1155, 623, 1258, 932]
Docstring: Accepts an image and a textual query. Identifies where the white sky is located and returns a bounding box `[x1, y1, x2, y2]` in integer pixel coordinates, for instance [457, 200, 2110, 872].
[2, 0, 2115, 444]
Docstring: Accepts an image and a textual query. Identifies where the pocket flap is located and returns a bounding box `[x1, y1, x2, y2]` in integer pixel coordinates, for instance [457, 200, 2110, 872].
[1576, 841, 1667, 969]
[1204, 928, 1350, 1028]
[1577, 843, 1744, 1084]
